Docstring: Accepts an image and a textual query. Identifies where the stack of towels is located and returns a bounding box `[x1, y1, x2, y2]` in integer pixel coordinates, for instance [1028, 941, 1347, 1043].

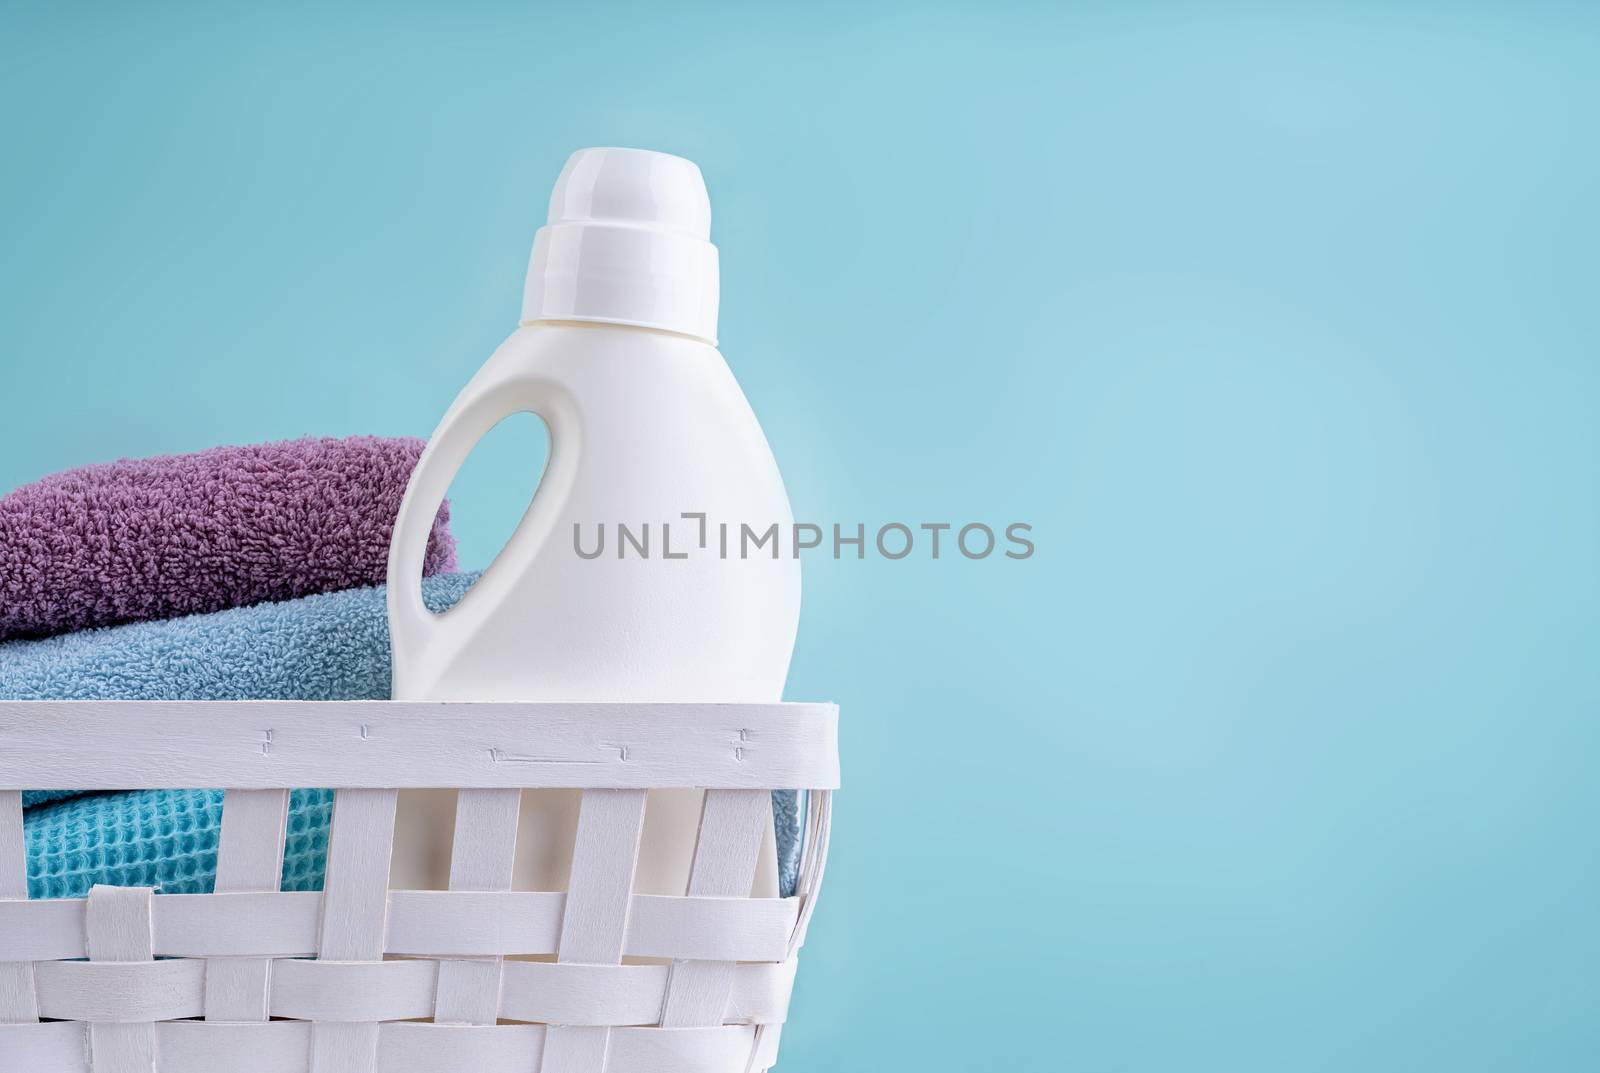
[0, 437, 803, 898]
[0, 437, 467, 898]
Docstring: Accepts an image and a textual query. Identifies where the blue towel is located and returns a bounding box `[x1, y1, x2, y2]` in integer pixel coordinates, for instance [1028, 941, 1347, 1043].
[3, 573, 803, 897]
[5, 574, 477, 899]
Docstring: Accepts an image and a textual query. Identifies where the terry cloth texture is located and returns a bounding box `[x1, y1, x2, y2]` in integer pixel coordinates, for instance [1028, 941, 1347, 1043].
[6, 572, 803, 896]
[5, 573, 481, 807]
[0, 436, 458, 643]
[12, 574, 477, 898]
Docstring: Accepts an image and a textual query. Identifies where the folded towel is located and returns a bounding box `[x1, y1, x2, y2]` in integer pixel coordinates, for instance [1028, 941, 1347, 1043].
[29, 788, 335, 898]
[7, 573, 803, 896]
[12, 574, 479, 898]
[0, 436, 457, 643]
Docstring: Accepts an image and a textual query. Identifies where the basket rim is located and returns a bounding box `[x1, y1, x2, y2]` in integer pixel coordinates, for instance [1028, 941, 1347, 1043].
[0, 700, 841, 791]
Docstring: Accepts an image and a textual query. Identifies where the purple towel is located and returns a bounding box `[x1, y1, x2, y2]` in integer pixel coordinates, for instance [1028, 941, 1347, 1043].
[0, 436, 456, 642]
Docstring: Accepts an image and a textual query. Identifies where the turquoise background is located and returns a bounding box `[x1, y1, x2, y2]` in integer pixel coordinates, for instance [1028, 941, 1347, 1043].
[3, 3, 1598, 1070]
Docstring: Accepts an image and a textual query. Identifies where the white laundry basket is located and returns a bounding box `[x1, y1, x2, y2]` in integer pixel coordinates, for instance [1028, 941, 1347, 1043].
[0, 700, 838, 1073]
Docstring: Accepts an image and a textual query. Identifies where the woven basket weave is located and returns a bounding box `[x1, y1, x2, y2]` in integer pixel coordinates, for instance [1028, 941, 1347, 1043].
[0, 700, 838, 1073]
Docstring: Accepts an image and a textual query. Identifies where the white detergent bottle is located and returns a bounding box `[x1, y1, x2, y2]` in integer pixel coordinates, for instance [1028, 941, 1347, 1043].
[385, 147, 800, 899]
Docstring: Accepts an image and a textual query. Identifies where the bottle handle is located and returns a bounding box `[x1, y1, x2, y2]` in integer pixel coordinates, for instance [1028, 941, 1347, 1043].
[386, 366, 572, 685]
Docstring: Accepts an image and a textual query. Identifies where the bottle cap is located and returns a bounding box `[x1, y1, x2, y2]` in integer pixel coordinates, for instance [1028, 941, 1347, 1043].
[522, 148, 720, 344]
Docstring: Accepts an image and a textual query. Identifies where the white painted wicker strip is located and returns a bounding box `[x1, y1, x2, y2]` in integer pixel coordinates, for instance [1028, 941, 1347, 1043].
[0, 960, 36, 1026]
[751, 788, 835, 1071]
[0, 793, 24, 901]
[0, 701, 836, 1073]
[85, 885, 158, 1073]
[0, 1021, 779, 1073]
[0, 702, 839, 790]
[206, 789, 289, 1022]
[0, 789, 39, 1025]
[540, 788, 648, 1073]
[21, 956, 794, 1028]
[432, 788, 520, 1025]
[317, 790, 398, 963]
[659, 789, 771, 1028]
[214, 790, 290, 893]
[788, 789, 835, 957]
[0, 891, 800, 963]
[312, 789, 399, 1073]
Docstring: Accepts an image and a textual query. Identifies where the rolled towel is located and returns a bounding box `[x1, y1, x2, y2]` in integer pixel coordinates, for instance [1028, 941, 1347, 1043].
[9, 574, 479, 898]
[0, 436, 457, 643]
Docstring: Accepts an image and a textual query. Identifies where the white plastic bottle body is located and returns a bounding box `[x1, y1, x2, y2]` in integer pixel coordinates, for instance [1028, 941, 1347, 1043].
[387, 321, 800, 896]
